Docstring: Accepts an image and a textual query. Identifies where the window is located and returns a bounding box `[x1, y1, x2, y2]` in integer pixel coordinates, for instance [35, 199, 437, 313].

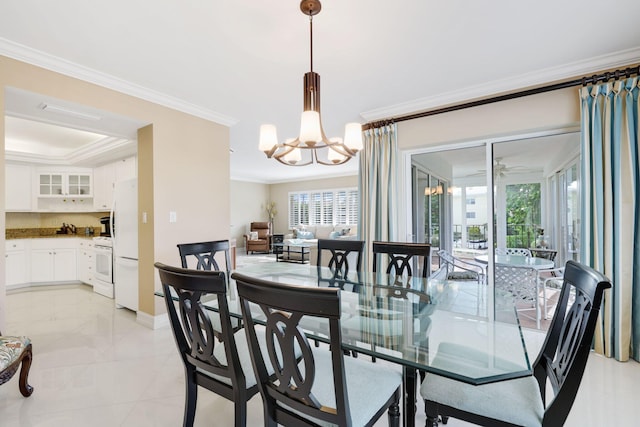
[466, 198, 476, 205]
[466, 212, 476, 219]
[289, 188, 358, 228]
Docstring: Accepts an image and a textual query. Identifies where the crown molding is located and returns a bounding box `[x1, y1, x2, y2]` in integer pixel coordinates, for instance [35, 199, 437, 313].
[361, 47, 640, 121]
[0, 38, 238, 127]
[6, 136, 134, 166]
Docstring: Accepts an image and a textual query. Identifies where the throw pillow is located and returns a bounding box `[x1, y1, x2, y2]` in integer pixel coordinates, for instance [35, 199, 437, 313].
[340, 228, 351, 236]
[249, 231, 259, 240]
[329, 231, 340, 239]
[297, 230, 314, 239]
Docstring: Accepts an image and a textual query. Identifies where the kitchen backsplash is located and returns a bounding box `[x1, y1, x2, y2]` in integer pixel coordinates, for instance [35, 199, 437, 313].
[6, 212, 109, 230]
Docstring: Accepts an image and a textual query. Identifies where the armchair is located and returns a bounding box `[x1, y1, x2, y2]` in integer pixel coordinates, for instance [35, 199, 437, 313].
[0, 332, 33, 397]
[244, 221, 270, 254]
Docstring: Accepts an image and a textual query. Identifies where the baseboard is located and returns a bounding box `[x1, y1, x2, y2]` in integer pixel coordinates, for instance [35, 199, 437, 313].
[136, 310, 169, 330]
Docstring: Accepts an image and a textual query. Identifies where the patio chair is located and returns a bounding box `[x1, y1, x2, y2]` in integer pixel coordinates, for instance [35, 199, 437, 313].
[421, 260, 611, 427]
[496, 247, 532, 257]
[437, 249, 486, 284]
[495, 264, 542, 329]
[232, 272, 402, 427]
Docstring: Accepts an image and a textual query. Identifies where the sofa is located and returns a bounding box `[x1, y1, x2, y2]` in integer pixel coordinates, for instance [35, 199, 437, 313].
[283, 225, 358, 265]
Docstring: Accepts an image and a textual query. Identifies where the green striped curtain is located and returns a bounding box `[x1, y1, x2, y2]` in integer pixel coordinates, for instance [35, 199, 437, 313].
[580, 77, 640, 362]
[358, 123, 399, 269]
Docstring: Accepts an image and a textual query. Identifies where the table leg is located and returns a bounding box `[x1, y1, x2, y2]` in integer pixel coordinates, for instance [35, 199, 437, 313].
[403, 366, 416, 427]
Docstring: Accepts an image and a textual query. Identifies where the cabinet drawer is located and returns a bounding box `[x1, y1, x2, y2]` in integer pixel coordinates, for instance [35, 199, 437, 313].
[6, 240, 27, 251]
[31, 238, 79, 250]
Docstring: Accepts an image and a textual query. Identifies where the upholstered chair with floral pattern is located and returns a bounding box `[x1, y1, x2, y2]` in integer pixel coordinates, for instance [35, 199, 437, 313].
[0, 332, 34, 397]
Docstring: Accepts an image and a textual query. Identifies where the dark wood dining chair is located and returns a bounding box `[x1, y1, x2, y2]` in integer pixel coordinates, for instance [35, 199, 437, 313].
[155, 263, 261, 427]
[372, 241, 431, 278]
[421, 260, 611, 427]
[316, 238, 365, 277]
[177, 240, 232, 277]
[177, 240, 239, 338]
[0, 332, 34, 397]
[232, 271, 402, 427]
[359, 241, 431, 365]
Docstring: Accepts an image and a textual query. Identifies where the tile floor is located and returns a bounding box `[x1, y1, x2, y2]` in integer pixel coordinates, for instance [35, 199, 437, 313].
[1, 279, 638, 426]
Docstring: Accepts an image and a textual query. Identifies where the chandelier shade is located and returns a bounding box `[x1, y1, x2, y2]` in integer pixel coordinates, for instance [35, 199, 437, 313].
[259, 0, 362, 166]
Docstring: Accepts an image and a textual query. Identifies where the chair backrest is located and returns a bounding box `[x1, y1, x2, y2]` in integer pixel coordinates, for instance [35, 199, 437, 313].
[154, 263, 246, 391]
[496, 247, 532, 257]
[250, 222, 270, 239]
[372, 241, 431, 278]
[177, 240, 231, 277]
[316, 239, 365, 276]
[494, 264, 538, 303]
[534, 260, 611, 425]
[233, 272, 352, 426]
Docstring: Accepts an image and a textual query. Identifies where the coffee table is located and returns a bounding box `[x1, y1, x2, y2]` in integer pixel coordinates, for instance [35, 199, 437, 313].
[273, 242, 312, 264]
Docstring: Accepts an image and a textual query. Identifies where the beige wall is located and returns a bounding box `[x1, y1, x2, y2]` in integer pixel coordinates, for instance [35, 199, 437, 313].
[1, 56, 230, 328]
[269, 175, 358, 234]
[230, 180, 270, 249]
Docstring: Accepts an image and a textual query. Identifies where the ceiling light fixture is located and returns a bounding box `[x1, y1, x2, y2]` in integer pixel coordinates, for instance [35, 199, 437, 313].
[40, 103, 102, 121]
[258, 0, 362, 166]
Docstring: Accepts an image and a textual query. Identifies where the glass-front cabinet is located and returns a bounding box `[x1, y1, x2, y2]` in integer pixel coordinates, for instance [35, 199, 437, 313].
[37, 171, 92, 197]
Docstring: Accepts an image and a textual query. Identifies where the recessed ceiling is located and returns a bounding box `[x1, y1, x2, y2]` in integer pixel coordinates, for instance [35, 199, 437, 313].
[1, 1, 639, 181]
[5, 116, 108, 157]
[4, 87, 147, 166]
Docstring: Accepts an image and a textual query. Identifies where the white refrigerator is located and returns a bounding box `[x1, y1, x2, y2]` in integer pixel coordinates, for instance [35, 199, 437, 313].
[111, 178, 138, 312]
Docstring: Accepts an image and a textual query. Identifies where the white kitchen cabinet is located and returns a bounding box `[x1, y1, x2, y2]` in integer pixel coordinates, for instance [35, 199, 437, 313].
[5, 164, 33, 211]
[93, 163, 116, 210]
[115, 156, 137, 181]
[37, 171, 92, 197]
[30, 239, 77, 283]
[93, 156, 137, 211]
[77, 239, 95, 285]
[5, 240, 29, 287]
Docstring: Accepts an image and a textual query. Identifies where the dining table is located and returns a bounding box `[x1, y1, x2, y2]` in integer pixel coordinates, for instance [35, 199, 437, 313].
[158, 262, 532, 427]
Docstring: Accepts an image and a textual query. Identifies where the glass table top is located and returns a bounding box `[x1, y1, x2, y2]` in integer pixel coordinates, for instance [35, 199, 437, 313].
[226, 262, 532, 385]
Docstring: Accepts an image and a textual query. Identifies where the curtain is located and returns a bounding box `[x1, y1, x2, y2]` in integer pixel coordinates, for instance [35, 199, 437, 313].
[358, 123, 399, 268]
[580, 77, 640, 362]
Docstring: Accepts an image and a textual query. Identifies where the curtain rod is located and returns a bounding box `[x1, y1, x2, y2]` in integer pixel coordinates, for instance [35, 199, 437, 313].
[363, 64, 640, 130]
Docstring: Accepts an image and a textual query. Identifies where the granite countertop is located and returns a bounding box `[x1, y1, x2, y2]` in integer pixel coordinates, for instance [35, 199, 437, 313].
[6, 228, 97, 239]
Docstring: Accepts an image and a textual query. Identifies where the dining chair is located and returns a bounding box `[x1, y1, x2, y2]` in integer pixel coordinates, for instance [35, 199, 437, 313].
[155, 263, 265, 427]
[177, 240, 239, 338]
[0, 332, 34, 397]
[316, 238, 365, 277]
[177, 240, 232, 277]
[421, 260, 611, 427]
[372, 241, 431, 278]
[495, 264, 542, 329]
[232, 271, 402, 427]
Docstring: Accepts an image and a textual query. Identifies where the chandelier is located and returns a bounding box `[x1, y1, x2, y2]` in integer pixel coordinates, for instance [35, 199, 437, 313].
[258, 0, 363, 166]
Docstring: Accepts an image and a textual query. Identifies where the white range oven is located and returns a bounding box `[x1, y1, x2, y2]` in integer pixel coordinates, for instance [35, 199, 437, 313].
[93, 236, 114, 298]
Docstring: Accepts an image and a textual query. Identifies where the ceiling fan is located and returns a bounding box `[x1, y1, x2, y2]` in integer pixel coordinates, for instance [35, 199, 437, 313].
[467, 157, 539, 178]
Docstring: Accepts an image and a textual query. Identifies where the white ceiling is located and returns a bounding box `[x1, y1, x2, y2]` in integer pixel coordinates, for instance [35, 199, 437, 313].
[1, 0, 639, 182]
